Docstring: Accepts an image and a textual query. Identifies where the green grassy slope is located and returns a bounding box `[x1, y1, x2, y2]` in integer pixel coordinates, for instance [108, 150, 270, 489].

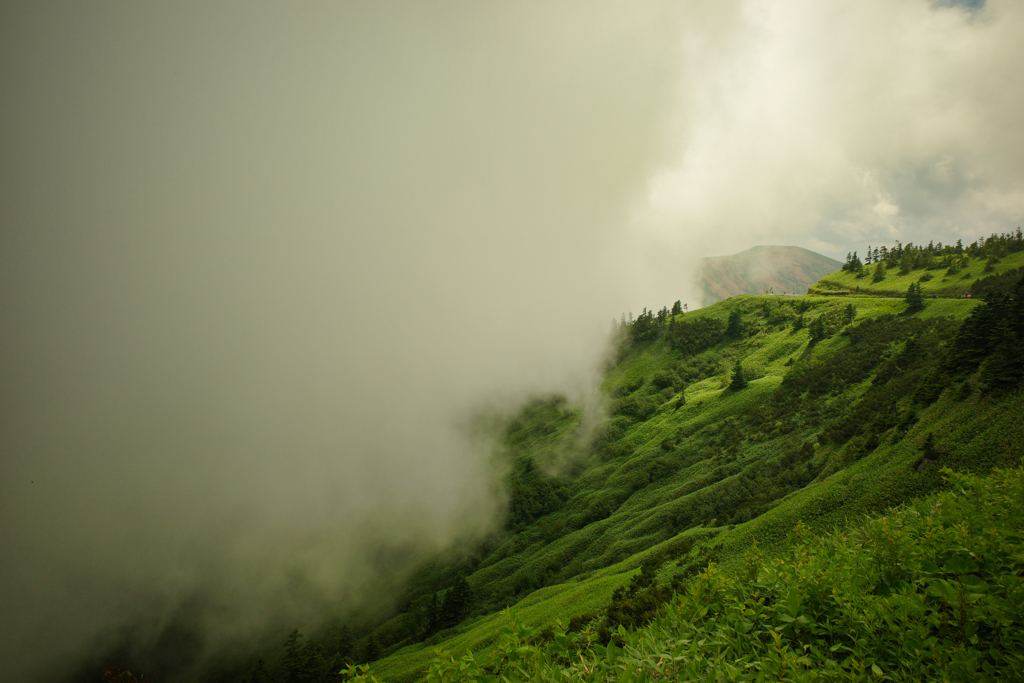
[370, 281, 1024, 683]
[230, 244, 1021, 683]
[417, 464, 1024, 683]
[811, 248, 1024, 299]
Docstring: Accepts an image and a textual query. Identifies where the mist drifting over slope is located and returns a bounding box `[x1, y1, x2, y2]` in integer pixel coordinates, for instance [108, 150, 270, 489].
[1, 1, 1023, 680]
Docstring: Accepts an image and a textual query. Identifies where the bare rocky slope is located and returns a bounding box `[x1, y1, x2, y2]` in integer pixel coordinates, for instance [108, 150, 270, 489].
[700, 245, 842, 306]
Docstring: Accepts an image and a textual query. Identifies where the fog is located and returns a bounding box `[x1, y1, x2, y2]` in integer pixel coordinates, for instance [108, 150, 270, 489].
[1, 1, 1022, 680]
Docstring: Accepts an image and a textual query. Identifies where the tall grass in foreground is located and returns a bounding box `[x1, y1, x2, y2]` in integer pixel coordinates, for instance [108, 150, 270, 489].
[353, 465, 1024, 682]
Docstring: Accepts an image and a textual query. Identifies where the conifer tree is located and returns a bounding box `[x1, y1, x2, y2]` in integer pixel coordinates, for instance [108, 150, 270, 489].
[980, 320, 1024, 393]
[849, 251, 863, 272]
[282, 629, 308, 683]
[905, 281, 924, 313]
[246, 659, 269, 683]
[808, 316, 826, 344]
[872, 261, 887, 283]
[725, 309, 743, 338]
[335, 624, 354, 665]
[630, 308, 657, 343]
[441, 573, 474, 627]
[363, 632, 381, 663]
[304, 642, 331, 683]
[729, 360, 747, 390]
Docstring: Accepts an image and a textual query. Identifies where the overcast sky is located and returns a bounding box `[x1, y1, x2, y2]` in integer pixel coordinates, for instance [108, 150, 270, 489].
[2, 1, 1022, 680]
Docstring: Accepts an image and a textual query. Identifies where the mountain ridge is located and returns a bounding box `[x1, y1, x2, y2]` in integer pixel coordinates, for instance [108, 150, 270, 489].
[700, 245, 842, 306]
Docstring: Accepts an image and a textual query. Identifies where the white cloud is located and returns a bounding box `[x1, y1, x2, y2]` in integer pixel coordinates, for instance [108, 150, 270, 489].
[635, 0, 1024, 261]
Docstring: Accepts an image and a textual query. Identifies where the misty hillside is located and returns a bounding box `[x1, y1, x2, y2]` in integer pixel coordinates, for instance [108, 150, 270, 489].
[158, 233, 1024, 683]
[700, 245, 842, 307]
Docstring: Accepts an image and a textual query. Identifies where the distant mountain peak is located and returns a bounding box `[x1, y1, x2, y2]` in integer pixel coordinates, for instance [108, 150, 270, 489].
[700, 245, 842, 306]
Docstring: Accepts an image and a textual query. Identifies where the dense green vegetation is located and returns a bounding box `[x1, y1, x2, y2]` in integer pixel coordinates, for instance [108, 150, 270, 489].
[411, 464, 1024, 682]
[184, 241, 1024, 683]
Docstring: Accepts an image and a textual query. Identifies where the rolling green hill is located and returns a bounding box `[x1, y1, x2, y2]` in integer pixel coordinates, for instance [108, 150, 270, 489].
[227, 232, 1024, 683]
[812, 246, 1024, 299]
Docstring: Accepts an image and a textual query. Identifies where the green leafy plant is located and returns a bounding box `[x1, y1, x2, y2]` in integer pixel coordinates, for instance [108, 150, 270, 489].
[414, 465, 1024, 683]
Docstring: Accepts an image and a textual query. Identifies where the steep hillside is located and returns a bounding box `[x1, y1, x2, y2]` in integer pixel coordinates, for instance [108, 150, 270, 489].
[410, 463, 1024, 683]
[211, 238, 1023, 683]
[366, 267, 1021, 683]
[700, 246, 842, 306]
